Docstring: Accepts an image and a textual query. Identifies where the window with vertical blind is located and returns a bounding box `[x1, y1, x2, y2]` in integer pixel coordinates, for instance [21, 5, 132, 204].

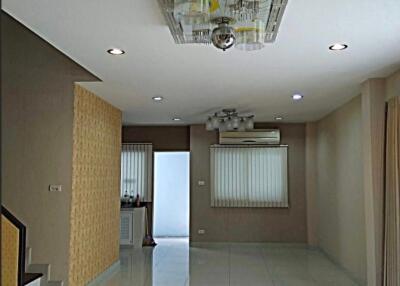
[121, 143, 153, 202]
[210, 145, 288, 208]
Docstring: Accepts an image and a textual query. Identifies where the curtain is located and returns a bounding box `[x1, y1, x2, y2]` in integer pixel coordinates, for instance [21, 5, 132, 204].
[121, 144, 153, 202]
[210, 145, 288, 207]
[383, 96, 400, 286]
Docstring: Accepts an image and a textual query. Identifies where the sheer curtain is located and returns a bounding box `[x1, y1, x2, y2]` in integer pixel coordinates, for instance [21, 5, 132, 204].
[121, 144, 153, 202]
[210, 146, 288, 207]
[383, 96, 400, 286]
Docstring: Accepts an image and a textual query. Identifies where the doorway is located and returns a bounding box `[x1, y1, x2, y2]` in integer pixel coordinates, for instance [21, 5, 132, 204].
[153, 152, 190, 238]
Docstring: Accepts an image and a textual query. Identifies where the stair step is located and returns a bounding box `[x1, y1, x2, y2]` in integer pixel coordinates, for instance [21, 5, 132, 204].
[24, 273, 43, 285]
[47, 281, 63, 286]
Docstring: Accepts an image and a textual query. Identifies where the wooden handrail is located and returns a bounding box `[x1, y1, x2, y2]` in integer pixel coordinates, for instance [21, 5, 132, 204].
[1, 205, 26, 286]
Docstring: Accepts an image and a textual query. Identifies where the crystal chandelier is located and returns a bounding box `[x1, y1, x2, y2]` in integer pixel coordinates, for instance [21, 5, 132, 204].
[157, 0, 287, 51]
[205, 109, 255, 132]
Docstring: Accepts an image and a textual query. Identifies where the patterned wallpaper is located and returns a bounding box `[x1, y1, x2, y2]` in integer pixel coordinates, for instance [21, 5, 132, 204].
[1, 215, 19, 286]
[68, 85, 122, 285]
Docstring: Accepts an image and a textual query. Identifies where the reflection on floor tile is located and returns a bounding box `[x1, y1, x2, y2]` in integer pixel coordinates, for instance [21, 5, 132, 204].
[94, 238, 361, 286]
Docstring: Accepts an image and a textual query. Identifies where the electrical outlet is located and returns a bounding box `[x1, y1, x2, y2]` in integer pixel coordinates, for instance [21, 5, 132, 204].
[49, 185, 62, 192]
[198, 229, 205, 235]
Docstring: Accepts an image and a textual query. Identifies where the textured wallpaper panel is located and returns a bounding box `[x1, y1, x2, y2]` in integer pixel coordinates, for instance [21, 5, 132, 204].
[1, 215, 19, 286]
[69, 85, 122, 285]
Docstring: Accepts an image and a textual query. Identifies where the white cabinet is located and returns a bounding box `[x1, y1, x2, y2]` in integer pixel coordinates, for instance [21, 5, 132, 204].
[120, 207, 146, 248]
[120, 211, 133, 245]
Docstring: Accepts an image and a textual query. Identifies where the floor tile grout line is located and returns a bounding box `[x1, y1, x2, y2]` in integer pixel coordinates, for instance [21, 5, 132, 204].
[104, 239, 363, 286]
[261, 246, 277, 286]
[288, 245, 319, 285]
[228, 243, 231, 286]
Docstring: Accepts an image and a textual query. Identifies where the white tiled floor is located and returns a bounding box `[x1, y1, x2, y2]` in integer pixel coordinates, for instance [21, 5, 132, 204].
[96, 238, 361, 286]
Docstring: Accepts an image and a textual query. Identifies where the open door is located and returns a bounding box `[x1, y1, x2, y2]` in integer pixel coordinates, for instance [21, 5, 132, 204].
[153, 152, 190, 238]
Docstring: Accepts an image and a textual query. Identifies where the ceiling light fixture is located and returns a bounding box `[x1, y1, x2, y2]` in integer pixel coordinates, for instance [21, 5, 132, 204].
[292, 94, 303, 101]
[211, 20, 236, 51]
[173, 117, 182, 121]
[157, 0, 288, 52]
[205, 109, 255, 132]
[152, 96, 164, 102]
[275, 117, 283, 121]
[329, 43, 348, 51]
[107, 48, 125, 55]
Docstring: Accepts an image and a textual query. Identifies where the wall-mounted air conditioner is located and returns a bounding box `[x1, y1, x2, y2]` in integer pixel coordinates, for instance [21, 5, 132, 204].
[219, 129, 281, 145]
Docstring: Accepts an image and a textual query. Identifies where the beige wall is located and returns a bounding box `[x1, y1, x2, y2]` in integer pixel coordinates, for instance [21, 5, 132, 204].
[69, 85, 122, 285]
[307, 72, 399, 286]
[305, 123, 318, 246]
[315, 95, 366, 284]
[190, 123, 307, 242]
[386, 69, 400, 100]
[1, 13, 98, 283]
[361, 78, 386, 286]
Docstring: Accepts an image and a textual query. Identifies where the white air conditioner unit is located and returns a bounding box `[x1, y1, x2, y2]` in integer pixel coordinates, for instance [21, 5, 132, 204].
[219, 129, 281, 145]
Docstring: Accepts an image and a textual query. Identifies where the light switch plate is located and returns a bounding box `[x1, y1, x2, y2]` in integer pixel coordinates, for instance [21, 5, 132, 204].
[49, 185, 62, 192]
[198, 229, 205, 235]
[198, 180, 205, 186]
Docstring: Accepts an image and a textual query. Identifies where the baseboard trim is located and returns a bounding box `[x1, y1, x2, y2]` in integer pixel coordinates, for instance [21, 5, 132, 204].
[190, 241, 308, 248]
[87, 260, 120, 286]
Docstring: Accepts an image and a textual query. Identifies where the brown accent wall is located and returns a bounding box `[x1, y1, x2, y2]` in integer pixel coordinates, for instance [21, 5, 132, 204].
[122, 125, 190, 234]
[69, 85, 122, 285]
[190, 123, 307, 242]
[122, 126, 190, 151]
[1, 12, 98, 283]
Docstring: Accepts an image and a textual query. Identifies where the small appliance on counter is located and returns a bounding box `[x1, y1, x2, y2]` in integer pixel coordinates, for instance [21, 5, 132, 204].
[121, 191, 145, 208]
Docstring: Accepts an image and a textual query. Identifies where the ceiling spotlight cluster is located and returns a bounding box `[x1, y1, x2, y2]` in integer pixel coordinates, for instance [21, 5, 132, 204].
[329, 43, 348, 51]
[152, 96, 164, 102]
[292, 93, 303, 101]
[206, 109, 254, 132]
[107, 48, 125, 55]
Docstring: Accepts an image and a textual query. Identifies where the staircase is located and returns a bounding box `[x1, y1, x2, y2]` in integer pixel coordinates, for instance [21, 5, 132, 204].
[1, 206, 63, 286]
[25, 247, 63, 286]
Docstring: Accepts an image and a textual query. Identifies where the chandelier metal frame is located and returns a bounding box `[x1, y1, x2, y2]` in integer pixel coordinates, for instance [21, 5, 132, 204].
[206, 108, 255, 132]
[157, 0, 288, 50]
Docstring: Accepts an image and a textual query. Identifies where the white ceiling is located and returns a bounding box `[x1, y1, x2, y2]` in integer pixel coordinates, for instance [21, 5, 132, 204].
[3, 0, 400, 124]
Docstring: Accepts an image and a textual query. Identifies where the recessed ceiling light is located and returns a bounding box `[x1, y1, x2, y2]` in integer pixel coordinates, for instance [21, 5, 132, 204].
[152, 96, 164, 102]
[173, 117, 182, 121]
[292, 94, 303, 101]
[275, 117, 283, 121]
[329, 43, 348, 51]
[107, 48, 125, 55]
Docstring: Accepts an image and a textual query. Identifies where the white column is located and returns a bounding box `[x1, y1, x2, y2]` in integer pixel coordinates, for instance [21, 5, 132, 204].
[361, 78, 386, 286]
[305, 122, 318, 247]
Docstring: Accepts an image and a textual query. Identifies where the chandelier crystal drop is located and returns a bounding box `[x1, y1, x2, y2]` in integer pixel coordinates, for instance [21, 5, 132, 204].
[205, 109, 255, 132]
[158, 0, 288, 51]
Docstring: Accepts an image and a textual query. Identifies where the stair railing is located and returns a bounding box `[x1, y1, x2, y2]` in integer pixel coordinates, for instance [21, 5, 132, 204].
[1, 205, 26, 286]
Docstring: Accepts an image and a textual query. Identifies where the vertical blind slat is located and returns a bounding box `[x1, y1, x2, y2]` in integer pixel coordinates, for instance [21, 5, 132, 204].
[121, 144, 153, 202]
[210, 146, 288, 208]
